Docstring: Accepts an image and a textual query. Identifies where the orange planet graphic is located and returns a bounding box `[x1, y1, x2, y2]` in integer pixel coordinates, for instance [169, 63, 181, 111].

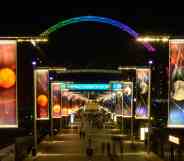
[37, 94, 48, 107]
[0, 68, 16, 88]
[53, 104, 61, 113]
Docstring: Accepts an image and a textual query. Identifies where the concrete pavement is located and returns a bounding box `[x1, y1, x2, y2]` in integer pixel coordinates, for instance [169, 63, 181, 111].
[24, 128, 151, 161]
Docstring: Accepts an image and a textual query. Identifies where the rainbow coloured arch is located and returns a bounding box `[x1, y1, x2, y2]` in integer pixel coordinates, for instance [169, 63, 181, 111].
[40, 16, 156, 52]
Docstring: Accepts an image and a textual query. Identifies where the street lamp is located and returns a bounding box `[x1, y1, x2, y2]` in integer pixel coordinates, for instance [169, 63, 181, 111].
[32, 61, 37, 66]
[148, 60, 153, 65]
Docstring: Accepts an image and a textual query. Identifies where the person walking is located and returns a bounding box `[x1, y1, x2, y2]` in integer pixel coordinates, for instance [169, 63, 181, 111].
[86, 137, 93, 161]
[101, 141, 105, 155]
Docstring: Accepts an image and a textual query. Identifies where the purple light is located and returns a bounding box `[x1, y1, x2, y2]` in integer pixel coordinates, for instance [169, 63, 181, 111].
[32, 61, 37, 66]
[49, 76, 54, 81]
[148, 60, 153, 65]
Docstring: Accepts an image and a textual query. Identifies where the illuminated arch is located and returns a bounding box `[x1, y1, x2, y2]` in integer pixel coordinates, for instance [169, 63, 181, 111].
[40, 16, 155, 52]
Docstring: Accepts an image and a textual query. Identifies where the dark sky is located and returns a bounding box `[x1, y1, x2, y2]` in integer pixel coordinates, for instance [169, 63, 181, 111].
[0, 9, 183, 35]
[0, 9, 182, 68]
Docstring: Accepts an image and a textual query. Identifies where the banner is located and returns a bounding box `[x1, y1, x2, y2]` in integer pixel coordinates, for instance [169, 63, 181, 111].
[0, 40, 17, 127]
[61, 91, 70, 116]
[122, 82, 133, 117]
[168, 40, 184, 127]
[135, 68, 150, 119]
[51, 83, 61, 118]
[35, 69, 49, 120]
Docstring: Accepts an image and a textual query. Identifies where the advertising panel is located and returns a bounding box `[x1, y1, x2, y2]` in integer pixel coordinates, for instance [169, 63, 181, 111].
[168, 40, 184, 127]
[122, 82, 133, 117]
[0, 40, 17, 127]
[35, 69, 49, 120]
[135, 68, 150, 119]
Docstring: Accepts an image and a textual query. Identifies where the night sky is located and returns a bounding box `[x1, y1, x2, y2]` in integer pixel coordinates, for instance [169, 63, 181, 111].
[0, 10, 182, 68]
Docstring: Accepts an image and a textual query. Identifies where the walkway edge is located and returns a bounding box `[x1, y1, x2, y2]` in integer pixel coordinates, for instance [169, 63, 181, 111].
[144, 152, 164, 161]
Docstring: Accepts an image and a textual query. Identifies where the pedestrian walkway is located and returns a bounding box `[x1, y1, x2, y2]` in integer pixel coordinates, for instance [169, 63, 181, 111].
[24, 128, 150, 161]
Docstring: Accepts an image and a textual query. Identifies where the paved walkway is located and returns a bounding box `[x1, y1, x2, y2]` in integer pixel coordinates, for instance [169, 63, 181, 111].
[25, 128, 149, 161]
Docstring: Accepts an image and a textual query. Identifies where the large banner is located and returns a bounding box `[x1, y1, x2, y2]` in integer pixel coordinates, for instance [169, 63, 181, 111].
[135, 68, 150, 119]
[122, 82, 133, 117]
[0, 40, 17, 127]
[35, 69, 49, 120]
[51, 82, 61, 118]
[168, 40, 184, 127]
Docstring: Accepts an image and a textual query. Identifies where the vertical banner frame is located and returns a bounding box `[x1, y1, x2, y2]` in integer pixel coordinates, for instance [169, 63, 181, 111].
[135, 68, 151, 119]
[122, 81, 134, 118]
[51, 82, 62, 119]
[35, 68, 49, 120]
[168, 39, 184, 128]
[0, 40, 18, 128]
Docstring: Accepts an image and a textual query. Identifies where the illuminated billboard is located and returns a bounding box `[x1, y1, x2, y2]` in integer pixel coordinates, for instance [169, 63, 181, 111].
[122, 82, 133, 117]
[67, 84, 110, 91]
[0, 40, 17, 127]
[51, 82, 61, 118]
[135, 68, 150, 119]
[168, 39, 184, 128]
[35, 69, 49, 120]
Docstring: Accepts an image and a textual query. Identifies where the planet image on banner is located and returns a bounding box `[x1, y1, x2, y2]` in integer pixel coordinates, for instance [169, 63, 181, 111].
[53, 104, 61, 113]
[62, 108, 68, 116]
[0, 44, 16, 66]
[0, 68, 16, 89]
[37, 94, 48, 107]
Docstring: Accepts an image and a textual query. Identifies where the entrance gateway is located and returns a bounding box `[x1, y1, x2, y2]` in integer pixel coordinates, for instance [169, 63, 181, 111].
[0, 16, 154, 156]
[31, 16, 153, 155]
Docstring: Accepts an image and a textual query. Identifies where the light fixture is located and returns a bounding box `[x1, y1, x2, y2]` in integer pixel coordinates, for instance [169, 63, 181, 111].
[49, 76, 54, 81]
[148, 60, 153, 65]
[136, 36, 169, 42]
[0, 36, 48, 43]
[32, 61, 37, 66]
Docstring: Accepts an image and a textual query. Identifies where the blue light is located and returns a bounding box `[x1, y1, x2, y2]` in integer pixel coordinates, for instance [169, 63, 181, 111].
[111, 83, 122, 91]
[67, 84, 110, 90]
[41, 16, 156, 52]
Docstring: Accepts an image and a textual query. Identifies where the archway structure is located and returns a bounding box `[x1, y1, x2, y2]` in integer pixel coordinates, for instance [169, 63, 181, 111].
[40, 16, 156, 52]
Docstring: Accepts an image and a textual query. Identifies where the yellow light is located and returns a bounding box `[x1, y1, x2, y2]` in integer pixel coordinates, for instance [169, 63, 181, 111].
[17, 38, 48, 43]
[136, 36, 169, 42]
[169, 135, 179, 144]
[162, 37, 169, 42]
[140, 127, 148, 141]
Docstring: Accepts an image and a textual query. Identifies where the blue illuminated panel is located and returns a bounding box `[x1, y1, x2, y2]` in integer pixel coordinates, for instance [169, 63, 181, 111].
[111, 83, 122, 91]
[67, 84, 110, 90]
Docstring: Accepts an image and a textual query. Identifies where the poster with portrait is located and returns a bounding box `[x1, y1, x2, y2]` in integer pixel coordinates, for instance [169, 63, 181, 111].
[168, 40, 184, 127]
[0, 40, 17, 127]
[122, 82, 133, 117]
[35, 69, 49, 120]
[51, 82, 61, 118]
[135, 68, 150, 119]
